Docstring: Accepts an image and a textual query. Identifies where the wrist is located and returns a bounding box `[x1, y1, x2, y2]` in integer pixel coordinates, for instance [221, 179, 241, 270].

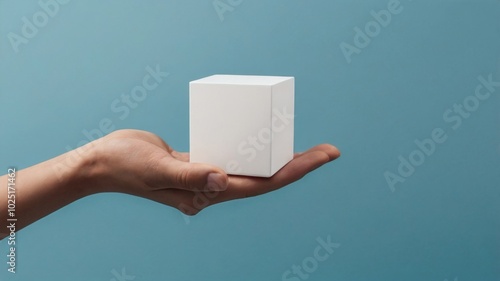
[55, 140, 106, 197]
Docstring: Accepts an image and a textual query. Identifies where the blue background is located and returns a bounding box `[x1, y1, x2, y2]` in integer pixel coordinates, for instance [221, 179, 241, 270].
[1, 0, 499, 280]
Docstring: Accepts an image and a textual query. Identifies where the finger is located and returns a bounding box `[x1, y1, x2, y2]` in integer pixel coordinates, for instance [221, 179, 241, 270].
[239, 150, 333, 196]
[228, 143, 340, 191]
[295, 143, 341, 161]
[208, 145, 340, 204]
[156, 157, 229, 192]
[148, 144, 340, 215]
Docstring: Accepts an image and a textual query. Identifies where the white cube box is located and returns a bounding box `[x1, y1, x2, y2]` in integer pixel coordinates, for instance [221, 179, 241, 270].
[189, 75, 294, 177]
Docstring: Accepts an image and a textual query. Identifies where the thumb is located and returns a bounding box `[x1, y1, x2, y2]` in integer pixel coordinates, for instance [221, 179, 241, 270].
[158, 157, 229, 192]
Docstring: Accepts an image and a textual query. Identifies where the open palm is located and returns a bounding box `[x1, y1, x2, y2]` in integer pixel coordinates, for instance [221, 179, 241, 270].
[95, 129, 341, 215]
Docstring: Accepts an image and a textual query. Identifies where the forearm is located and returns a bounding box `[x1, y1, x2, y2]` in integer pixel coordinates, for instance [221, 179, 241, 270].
[0, 143, 100, 239]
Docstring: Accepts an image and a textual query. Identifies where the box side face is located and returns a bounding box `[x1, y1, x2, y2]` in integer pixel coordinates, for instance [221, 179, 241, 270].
[192, 75, 293, 86]
[270, 77, 295, 176]
[190, 83, 273, 176]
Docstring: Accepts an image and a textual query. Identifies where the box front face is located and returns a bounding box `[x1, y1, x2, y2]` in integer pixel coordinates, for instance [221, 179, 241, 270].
[190, 83, 272, 176]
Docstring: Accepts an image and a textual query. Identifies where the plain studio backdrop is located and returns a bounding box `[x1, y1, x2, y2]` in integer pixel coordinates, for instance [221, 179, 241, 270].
[0, 1, 499, 280]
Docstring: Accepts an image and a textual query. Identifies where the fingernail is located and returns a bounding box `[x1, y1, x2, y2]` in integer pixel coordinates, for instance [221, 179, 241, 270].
[206, 173, 228, 191]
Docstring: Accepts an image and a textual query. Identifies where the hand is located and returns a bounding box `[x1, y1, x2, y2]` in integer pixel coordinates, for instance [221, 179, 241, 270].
[0, 129, 340, 238]
[89, 129, 341, 215]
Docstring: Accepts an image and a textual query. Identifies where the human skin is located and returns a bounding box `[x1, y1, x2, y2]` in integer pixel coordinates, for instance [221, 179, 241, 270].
[0, 129, 340, 239]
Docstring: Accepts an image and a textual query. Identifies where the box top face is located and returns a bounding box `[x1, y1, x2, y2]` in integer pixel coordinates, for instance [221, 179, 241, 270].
[191, 75, 293, 86]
